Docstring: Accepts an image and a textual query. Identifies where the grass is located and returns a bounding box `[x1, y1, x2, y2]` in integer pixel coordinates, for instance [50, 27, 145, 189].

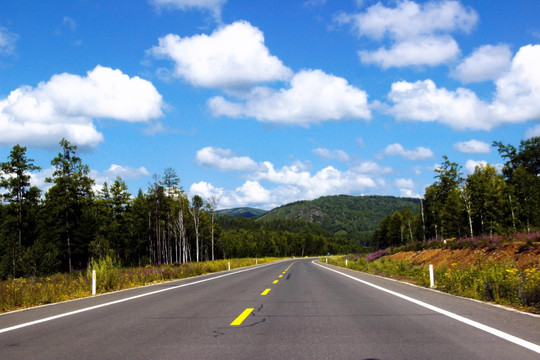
[323, 255, 540, 314]
[0, 257, 281, 313]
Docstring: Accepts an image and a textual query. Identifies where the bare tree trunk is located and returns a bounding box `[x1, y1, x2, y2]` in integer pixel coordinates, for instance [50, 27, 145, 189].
[420, 198, 426, 241]
[65, 206, 72, 273]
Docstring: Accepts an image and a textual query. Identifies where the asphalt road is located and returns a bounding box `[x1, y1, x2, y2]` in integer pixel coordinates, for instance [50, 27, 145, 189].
[1, 258, 539, 359]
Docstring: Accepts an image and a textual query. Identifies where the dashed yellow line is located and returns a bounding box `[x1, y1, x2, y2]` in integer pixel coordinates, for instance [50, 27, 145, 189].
[261, 288, 271, 296]
[231, 308, 254, 326]
[273, 280, 279, 284]
[278, 275, 283, 278]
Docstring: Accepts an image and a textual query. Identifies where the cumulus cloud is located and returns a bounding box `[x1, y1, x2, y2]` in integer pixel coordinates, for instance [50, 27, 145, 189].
[150, 0, 226, 21]
[189, 180, 271, 208]
[386, 45, 540, 130]
[102, 164, 151, 179]
[453, 44, 512, 83]
[190, 154, 391, 208]
[337, 0, 477, 68]
[465, 159, 487, 174]
[312, 148, 350, 162]
[195, 146, 259, 172]
[0, 66, 164, 150]
[454, 139, 491, 154]
[208, 69, 371, 125]
[384, 143, 434, 161]
[150, 21, 292, 90]
[359, 36, 459, 68]
[395, 178, 419, 197]
[253, 161, 377, 200]
[90, 164, 151, 193]
[0, 27, 18, 56]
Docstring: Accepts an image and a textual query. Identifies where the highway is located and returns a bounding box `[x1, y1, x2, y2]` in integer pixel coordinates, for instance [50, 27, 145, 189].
[1, 258, 539, 359]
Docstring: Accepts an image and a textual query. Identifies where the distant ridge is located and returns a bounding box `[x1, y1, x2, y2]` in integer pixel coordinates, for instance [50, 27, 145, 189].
[216, 207, 268, 219]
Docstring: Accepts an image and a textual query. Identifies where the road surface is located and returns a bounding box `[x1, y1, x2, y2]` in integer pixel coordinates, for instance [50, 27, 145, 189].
[1, 258, 539, 359]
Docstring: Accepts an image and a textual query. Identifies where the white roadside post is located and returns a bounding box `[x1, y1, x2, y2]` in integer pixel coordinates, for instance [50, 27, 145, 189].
[92, 270, 96, 295]
[345, 259, 348, 266]
[228, 262, 231, 271]
[429, 264, 435, 288]
[325, 258, 328, 264]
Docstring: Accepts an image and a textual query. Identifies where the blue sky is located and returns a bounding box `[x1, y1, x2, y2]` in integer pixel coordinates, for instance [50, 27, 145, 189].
[1, 0, 539, 209]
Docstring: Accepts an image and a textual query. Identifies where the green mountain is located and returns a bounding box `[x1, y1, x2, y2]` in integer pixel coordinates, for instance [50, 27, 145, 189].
[216, 207, 268, 219]
[258, 195, 420, 243]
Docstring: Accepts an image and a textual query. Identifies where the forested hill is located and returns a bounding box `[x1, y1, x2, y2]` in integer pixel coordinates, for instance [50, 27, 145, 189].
[216, 207, 267, 219]
[257, 195, 420, 243]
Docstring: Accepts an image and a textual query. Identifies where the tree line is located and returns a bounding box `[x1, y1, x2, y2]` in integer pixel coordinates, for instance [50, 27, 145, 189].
[0, 139, 358, 279]
[372, 137, 540, 249]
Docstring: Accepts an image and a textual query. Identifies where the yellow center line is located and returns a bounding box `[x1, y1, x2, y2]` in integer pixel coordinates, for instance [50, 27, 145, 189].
[278, 275, 283, 278]
[230, 308, 254, 326]
[273, 280, 279, 284]
[261, 288, 271, 296]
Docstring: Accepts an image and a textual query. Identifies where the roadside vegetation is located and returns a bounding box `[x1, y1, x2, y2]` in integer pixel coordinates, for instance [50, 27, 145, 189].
[324, 233, 540, 313]
[0, 257, 279, 313]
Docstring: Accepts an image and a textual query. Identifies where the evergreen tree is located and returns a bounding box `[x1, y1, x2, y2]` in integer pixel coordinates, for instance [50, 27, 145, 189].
[45, 138, 94, 272]
[0, 145, 41, 277]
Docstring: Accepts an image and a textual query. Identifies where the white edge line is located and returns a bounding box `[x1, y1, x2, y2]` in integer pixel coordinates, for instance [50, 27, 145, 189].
[0, 261, 282, 334]
[312, 260, 540, 355]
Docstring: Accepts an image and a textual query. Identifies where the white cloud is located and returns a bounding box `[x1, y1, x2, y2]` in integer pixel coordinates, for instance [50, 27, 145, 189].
[453, 44, 512, 83]
[312, 148, 350, 162]
[208, 69, 371, 125]
[454, 139, 491, 154]
[189, 155, 392, 208]
[0, 66, 164, 150]
[395, 178, 419, 197]
[386, 79, 489, 129]
[339, 0, 477, 40]
[359, 35, 460, 68]
[491, 45, 540, 123]
[150, 21, 292, 90]
[465, 159, 487, 174]
[384, 143, 434, 161]
[102, 164, 151, 179]
[338, 0, 477, 68]
[526, 124, 540, 138]
[195, 146, 258, 172]
[189, 180, 271, 209]
[253, 161, 377, 200]
[386, 45, 540, 130]
[29, 167, 55, 193]
[351, 161, 392, 174]
[0, 27, 18, 56]
[150, 0, 226, 21]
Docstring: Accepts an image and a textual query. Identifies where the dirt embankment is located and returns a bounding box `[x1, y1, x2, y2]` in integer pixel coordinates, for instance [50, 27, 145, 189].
[388, 241, 540, 269]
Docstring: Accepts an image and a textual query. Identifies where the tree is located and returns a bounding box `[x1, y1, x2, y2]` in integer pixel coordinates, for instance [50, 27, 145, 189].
[424, 156, 464, 239]
[494, 137, 540, 179]
[45, 138, 94, 272]
[207, 195, 219, 261]
[466, 164, 508, 236]
[189, 195, 204, 262]
[0, 145, 41, 249]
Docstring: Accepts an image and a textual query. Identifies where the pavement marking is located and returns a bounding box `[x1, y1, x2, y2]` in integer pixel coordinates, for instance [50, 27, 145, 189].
[273, 280, 279, 284]
[313, 260, 540, 355]
[0, 261, 285, 334]
[261, 288, 271, 296]
[230, 308, 254, 326]
[278, 275, 283, 278]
